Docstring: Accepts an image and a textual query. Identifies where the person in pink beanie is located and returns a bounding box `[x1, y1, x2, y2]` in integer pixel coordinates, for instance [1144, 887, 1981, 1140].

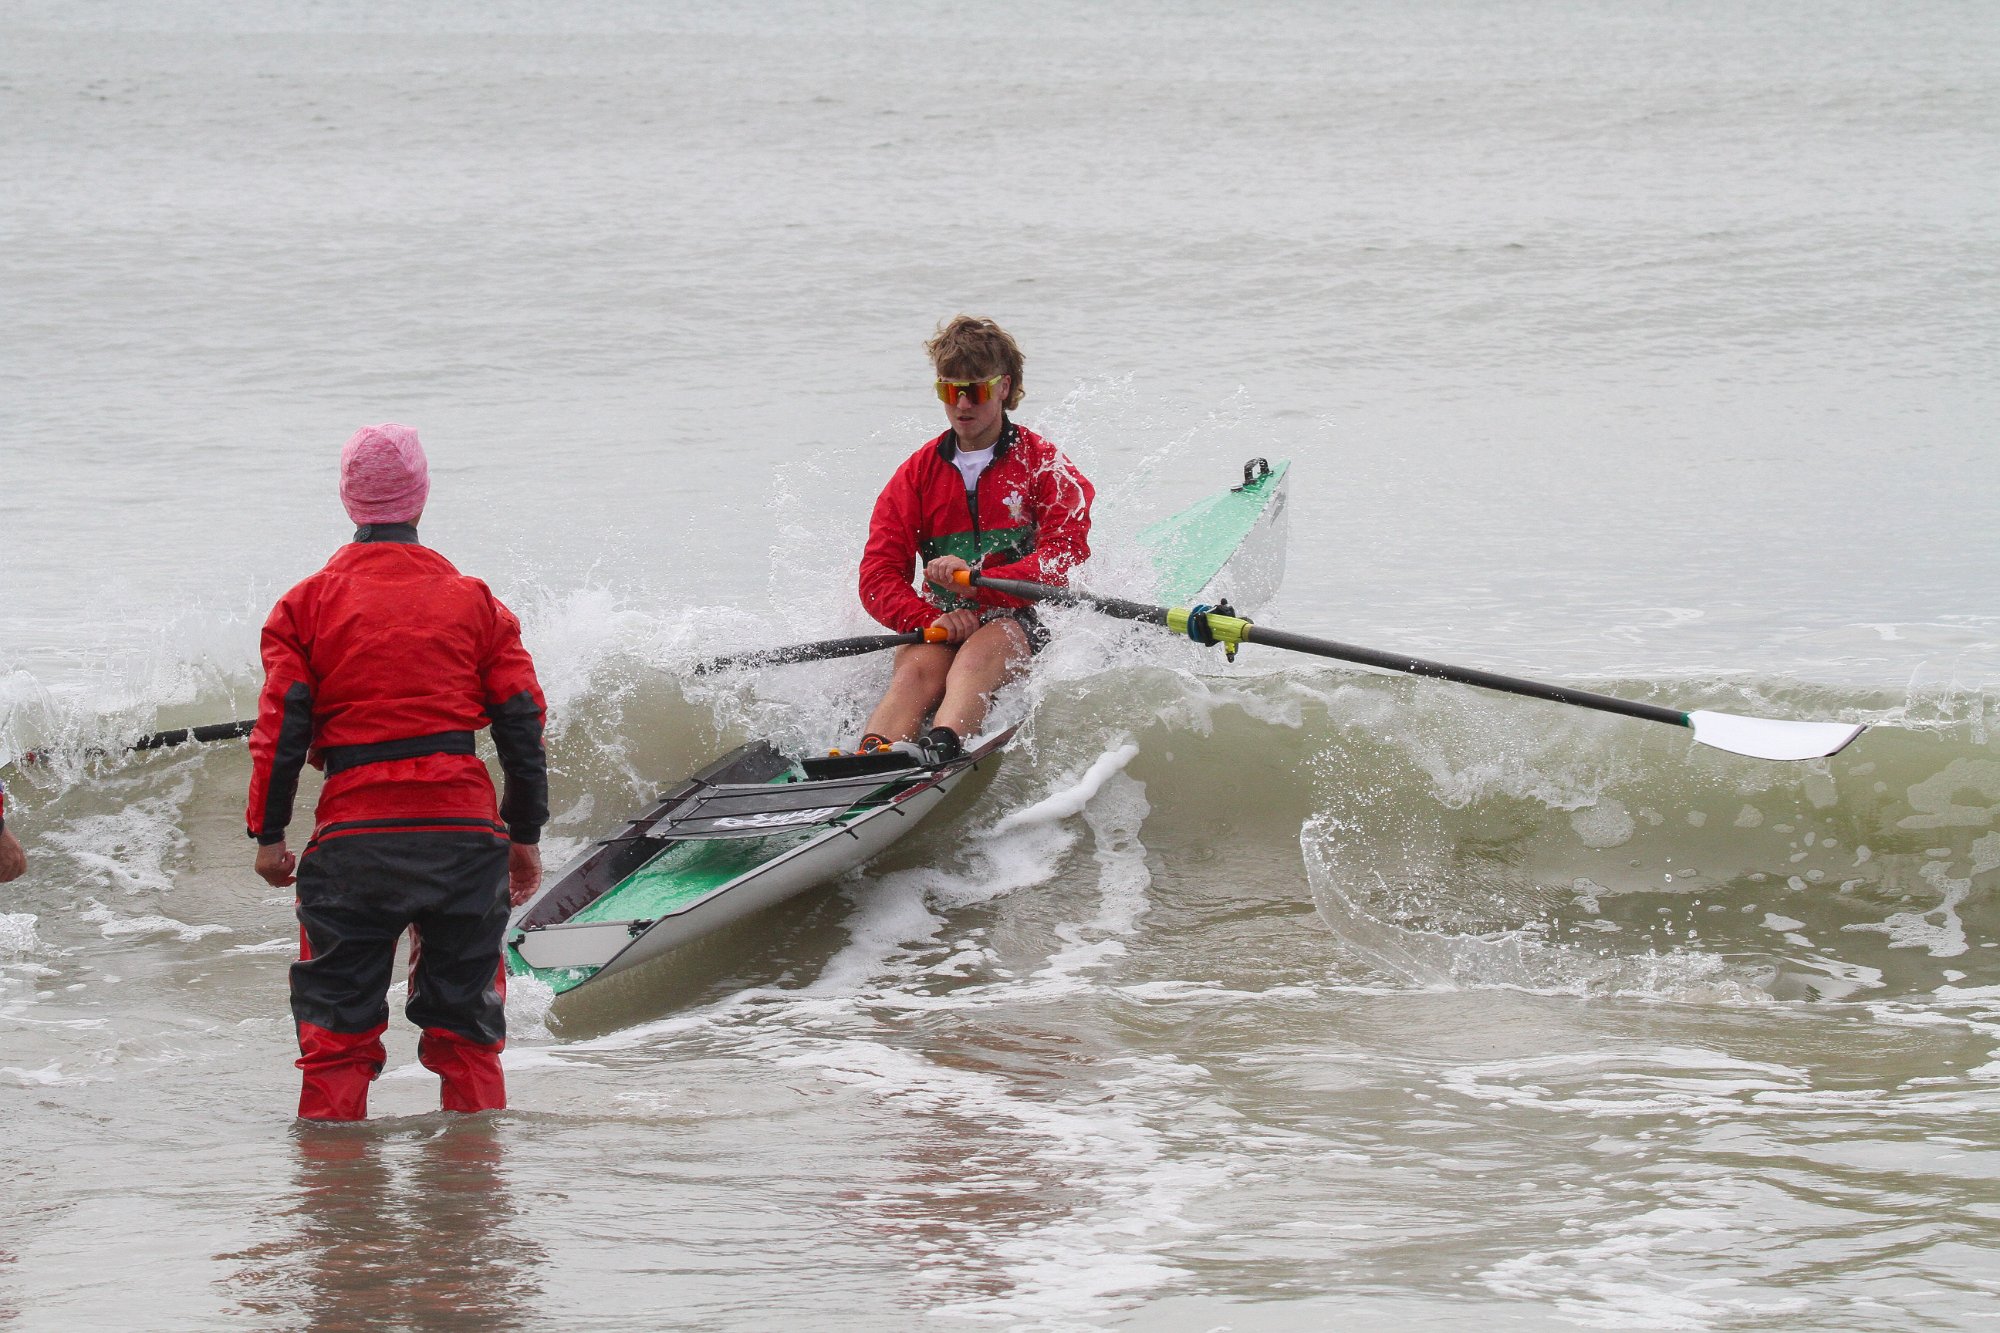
[339, 422, 431, 526]
[246, 423, 548, 1121]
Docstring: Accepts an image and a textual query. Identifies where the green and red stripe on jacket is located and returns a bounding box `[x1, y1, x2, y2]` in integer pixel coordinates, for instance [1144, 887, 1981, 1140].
[859, 420, 1095, 633]
[244, 523, 548, 849]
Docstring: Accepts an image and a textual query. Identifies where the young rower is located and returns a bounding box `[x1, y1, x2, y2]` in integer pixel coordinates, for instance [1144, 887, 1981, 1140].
[0, 781, 23, 883]
[247, 424, 549, 1122]
[854, 316, 1094, 760]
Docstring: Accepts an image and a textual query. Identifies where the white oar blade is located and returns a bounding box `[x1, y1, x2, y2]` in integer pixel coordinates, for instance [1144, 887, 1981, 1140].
[1687, 710, 1866, 762]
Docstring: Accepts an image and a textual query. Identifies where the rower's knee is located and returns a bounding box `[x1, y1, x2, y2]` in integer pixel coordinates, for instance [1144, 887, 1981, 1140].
[995, 619, 1032, 670]
[891, 644, 953, 694]
[946, 622, 1028, 691]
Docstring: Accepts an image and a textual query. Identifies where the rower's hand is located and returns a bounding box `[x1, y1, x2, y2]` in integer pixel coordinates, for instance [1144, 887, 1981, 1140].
[255, 840, 298, 888]
[508, 843, 542, 906]
[931, 609, 982, 644]
[0, 829, 25, 884]
[924, 555, 972, 589]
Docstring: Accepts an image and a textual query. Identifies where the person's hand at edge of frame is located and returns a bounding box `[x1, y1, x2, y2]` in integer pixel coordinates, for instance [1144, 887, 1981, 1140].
[508, 843, 541, 907]
[255, 840, 298, 888]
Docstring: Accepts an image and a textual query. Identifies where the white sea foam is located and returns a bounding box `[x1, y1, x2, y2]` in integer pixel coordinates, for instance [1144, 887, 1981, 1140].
[39, 770, 196, 895]
[810, 743, 1152, 997]
[78, 901, 231, 943]
[1571, 800, 1639, 850]
[226, 938, 297, 954]
[1842, 837, 1998, 959]
[3, 1063, 79, 1087]
[739, 1026, 1226, 1322]
[990, 741, 1139, 832]
[1897, 759, 2000, 830]
[0, 913, 41, 956]
[1038, 770, 1154, 981]
[1479, 1175, 1815, 1329]
[504, 968, 559, 1041]
[1441, 1047, 1807, 1116]
[1116, 979, 1326, 1004]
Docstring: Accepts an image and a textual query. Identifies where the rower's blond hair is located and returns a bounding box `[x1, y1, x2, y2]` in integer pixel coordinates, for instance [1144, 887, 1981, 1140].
[926, 315, 1025, 411]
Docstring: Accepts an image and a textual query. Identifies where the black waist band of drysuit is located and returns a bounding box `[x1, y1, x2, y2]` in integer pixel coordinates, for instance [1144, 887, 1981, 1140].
[320, 730, 478, 776]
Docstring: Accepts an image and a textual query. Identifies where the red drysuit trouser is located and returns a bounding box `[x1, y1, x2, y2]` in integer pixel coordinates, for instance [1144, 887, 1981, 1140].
[291, 827, 512, 1121]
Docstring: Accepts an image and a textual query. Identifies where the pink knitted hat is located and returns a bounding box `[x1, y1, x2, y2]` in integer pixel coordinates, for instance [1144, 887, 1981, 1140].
[339, 423, 430, 525]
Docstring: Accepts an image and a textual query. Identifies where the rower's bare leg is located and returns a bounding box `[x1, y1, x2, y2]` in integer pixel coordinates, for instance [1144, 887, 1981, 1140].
[861, 643, 955, 743]
[932, 619, 1030, 739]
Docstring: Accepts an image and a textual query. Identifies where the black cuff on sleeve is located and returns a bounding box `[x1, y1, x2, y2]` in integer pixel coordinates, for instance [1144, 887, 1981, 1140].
[253, 829, 287, 845]
[487, 689, 549, 840]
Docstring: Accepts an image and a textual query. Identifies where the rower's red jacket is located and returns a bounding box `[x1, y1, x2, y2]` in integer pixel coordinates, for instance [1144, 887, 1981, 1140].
[244, 525, 548, 847]
[860, 420, 1094, 633]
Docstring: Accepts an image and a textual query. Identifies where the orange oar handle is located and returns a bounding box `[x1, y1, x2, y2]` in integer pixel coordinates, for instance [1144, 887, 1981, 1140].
[922, 626, 950, 642]
[950, 569, 974, 587]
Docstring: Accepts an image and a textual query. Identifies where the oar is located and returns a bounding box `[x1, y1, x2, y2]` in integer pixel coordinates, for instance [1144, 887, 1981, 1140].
[131, 718, 257, 751]
[11, 626, 947, 765]
[16, 717, 257, 766]
[691, 627, 949, 676]
[953, 571, 1864, 762]
[11, 628, 946, 763]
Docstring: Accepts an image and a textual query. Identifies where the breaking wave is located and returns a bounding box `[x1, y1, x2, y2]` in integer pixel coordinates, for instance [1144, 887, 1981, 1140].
[4, 580, 1996, 1019]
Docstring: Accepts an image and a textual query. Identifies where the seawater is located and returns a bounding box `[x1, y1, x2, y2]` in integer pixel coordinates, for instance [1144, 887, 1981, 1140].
[2, 3, 1997, 1328]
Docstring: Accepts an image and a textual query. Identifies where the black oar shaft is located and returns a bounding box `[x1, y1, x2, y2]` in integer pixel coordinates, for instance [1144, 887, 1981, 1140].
[1240, 626, 1688, 728]
[962, 571, 1863, 761]
[969, 572, 1688, 729]
[970, 576, 1167, 627]
[131, 718, 258, 751]
[692, 630, 934, 675]
[15, 716, 258, 765]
